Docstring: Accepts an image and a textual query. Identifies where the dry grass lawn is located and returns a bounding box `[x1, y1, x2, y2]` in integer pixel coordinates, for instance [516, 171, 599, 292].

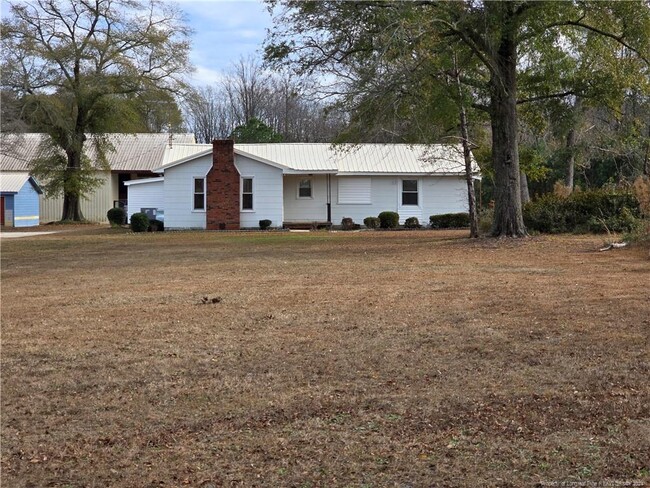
[1, 228, 649, 488]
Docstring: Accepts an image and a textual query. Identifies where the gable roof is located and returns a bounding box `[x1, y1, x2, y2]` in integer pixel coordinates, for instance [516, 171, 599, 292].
[0, 133, 196, 172]
[156, 142, 479, 175]
[0, 172, 43, 194]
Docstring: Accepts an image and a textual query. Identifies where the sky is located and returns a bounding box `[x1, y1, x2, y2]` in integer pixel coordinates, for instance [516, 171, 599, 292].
[0, 0, 275, 87]
[176, 0, 273, 86]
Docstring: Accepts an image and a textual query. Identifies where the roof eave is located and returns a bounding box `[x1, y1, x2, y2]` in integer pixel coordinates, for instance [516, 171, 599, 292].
[152, 148, 213, 173]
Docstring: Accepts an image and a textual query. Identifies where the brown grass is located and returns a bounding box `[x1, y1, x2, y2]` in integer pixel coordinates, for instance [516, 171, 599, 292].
[2, 228, 649, 487]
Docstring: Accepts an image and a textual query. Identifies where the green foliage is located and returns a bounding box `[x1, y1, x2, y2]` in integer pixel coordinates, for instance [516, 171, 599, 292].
[523, 189, 641, 234]
[404, 217, 421, 229]
[478, 208, 494, 235]
[341, 217, 359, 230]
[148, 219, 164, 232]
[259, 219, 272, 230]
[378, 211, 399, 229]
[1, 0, 192, 220]
[265, 0, 650, 236]
[106, 207, 126, 226]
[429, 213, 471, 229]
[130, 212, 150, 233]
[231, 118, 283, 143]
[363, 216, 380, 229]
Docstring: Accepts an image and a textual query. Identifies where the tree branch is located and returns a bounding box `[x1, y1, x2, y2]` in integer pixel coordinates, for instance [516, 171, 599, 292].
[517, 90, 575, 105]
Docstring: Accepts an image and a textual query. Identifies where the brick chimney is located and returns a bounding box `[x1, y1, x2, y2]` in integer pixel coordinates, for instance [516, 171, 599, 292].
[206, 140, 240, 230]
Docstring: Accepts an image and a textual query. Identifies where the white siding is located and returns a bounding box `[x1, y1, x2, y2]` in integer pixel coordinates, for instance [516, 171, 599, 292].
[421, 177, 468, 218]
[40, 171, 113, 223]
[126, 180, 164, 223]
[235, 155, 283, 228]
[163, 154, 212, 229]
[283, 174, 329, 222]
[330, 175, 467, 226]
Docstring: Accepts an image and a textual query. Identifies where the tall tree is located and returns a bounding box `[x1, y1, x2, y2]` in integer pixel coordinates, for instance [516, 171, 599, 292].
[1, 0, 192, 221]
[265, 0, 650, 236]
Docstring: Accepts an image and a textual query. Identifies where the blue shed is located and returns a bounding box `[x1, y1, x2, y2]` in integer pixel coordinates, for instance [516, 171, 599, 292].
[1, 172, 43, 227]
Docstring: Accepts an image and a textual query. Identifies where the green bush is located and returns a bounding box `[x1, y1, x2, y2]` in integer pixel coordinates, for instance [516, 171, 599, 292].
[404, 216, 421, 229]
[429, 213, 470, 229]
[341, 217, 359, 230]
[478, 208, 493, 235]
[149, 219, 164, 232]
[524, 189, 641, 234]
[130, 212, 150, 233]
[259, 219, 272, 230]
[378, 211, 399, 229]
[107, 207, 126, 226]
[363, 216, 380, 229]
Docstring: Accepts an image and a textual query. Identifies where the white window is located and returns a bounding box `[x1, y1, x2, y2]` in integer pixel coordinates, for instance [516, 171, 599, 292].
[241, 177, 254, 211]
[401, 179, 419, 206]
[298, 178, 312, 199]
[338, 177, 371, 204]
[193, 177, 205, 211]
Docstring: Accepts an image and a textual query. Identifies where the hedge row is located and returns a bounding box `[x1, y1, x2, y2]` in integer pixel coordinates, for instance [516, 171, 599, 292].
[523, 189, 641, 233]
[429, 213, 470, 229]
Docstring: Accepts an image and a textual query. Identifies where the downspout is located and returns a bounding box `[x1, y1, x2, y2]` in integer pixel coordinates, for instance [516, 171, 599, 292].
[327, 174, 332, 223]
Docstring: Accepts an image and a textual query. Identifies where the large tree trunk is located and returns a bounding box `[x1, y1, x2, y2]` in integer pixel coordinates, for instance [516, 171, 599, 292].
[61, 134, 86, 221]
[61, 191, 84, 221]
[489, 9, 526, 237]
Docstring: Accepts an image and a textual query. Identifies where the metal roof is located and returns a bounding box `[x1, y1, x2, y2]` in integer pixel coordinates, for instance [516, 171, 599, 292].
[0, 171, 42, 193]
[161, 144, 212, 166]
[235, 143, 477, 175]
[0, 133, 196, 172]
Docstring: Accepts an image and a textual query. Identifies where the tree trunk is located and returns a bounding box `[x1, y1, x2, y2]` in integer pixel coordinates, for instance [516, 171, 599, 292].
[565, 97, 582, 190]
[62, 191, 84, 221]
[453, 55, 479, 238]
[489, 9, 526, 237]
[61, 136, 86, 221]
[520, 171, 530, 204]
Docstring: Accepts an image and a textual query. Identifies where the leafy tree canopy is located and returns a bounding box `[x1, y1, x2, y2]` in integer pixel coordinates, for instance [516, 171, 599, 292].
[231, 117, 283, 143]
[1, 0, 193, 220]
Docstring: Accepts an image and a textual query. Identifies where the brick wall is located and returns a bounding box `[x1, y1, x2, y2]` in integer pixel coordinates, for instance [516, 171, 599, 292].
[206, 140, 240, 230]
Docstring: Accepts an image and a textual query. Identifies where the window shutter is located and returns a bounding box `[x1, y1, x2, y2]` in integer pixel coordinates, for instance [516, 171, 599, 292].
[338, 177, 371, 204]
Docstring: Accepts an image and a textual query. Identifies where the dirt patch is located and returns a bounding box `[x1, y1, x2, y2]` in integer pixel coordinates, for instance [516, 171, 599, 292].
[1, 230, 649, 487]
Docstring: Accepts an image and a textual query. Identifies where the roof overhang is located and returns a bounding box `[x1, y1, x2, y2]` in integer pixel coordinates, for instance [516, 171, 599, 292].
[335, 172, 471, 177]
[152, 148, 213, 173]
[123, 177, 164, 186]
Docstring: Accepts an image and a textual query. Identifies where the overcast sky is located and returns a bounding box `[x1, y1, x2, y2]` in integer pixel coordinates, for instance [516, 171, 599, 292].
[177, 0, 273, 86]
[0, 0, 274, 87]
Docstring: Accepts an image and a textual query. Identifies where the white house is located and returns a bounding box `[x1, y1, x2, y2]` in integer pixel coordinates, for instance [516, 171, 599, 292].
[0, 133, 195, 223]
[126, 140, 478, 230]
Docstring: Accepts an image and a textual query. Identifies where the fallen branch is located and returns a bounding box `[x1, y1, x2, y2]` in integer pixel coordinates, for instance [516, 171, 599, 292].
[599, 242, 627, 252]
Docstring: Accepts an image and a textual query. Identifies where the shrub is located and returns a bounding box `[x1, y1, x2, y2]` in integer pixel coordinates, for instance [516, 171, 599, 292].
[404, 216, 421, 229]
[107, 207, 126, 226]
[429, 213, 470, 229]
[259, 219, 272, 230]
[587, 207, 641, 234]
[130, 212, 150, 233]
[378, 211, 399, 229]
[148, 219, 164, 232]
[478, 208, 493, 235]
[341, 217, 359, 230]
[363, 216, 380, 229]
[632, 176, 650, 217]
[524, 189, 641, 234]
